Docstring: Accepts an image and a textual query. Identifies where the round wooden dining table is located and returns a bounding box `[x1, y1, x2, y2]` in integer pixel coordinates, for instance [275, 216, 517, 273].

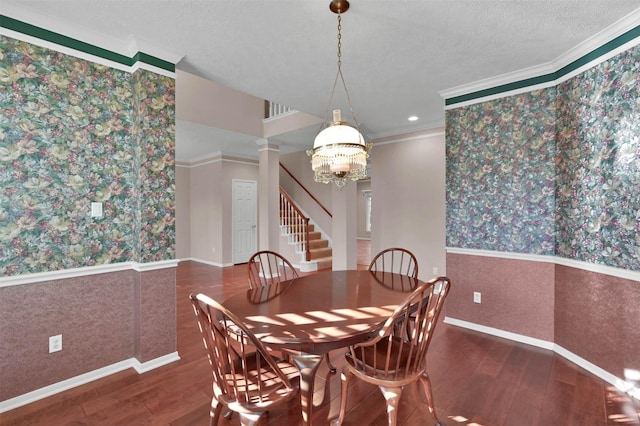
[222, 269, 423, 426]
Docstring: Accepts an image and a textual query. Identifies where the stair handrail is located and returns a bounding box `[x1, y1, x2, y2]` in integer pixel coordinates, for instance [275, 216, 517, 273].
[279, 163, 332, 218]
[279, 189, 311, 261]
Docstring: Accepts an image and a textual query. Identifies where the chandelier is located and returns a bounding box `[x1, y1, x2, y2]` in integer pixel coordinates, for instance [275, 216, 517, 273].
[307, 0, 371, 189]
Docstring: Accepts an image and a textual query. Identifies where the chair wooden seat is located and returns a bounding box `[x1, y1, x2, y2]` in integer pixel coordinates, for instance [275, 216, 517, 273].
[346, 337, 420, 383]
[218, 355, 300, 409]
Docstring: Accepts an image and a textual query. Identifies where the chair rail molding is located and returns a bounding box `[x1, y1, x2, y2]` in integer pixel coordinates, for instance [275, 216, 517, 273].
[0, 260, 180, 288]
[446, 247, 640, 282]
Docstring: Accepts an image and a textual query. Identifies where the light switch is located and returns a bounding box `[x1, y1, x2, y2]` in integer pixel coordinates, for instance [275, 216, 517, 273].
[91, 202, 103, 218]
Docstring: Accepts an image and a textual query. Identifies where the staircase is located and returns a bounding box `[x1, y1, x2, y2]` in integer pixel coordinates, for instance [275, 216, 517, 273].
[298, 223, 332, 270]
[279, 189, 332, 271]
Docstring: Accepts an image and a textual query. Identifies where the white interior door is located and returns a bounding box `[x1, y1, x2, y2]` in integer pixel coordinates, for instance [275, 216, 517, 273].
[232, 179, 257, 264]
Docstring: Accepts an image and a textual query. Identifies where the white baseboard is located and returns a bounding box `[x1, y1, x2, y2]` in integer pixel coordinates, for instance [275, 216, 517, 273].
[132, 351, 181, 374]
[0, 352, 180, 413]
[443, 317, 554, 350]
[444, 317, 639, 400]
[186, 257, 233, 268]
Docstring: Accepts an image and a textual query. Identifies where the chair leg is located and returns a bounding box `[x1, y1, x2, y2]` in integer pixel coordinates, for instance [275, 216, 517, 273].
[210, 399, 223, 426]
[379, 385, 403, 426]
[330, 369, 353, 426]
[419, 373, 442, 425]
[238, 412, 264, 426]
[325, 353, 337, 373]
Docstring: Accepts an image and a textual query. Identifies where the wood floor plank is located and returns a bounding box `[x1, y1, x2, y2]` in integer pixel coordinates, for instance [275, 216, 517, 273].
[574, 370, 606, 420]
[444, 371, 494, 421]
[168, 400, 210, 426]
[551, 355, 579, 386]
[538, 379, 575, 425]
[502, 388, 542, 426]
[477, 375, 519, 425]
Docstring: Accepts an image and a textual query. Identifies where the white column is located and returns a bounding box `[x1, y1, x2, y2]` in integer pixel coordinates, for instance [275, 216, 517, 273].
[256, 139, 280, 251]
[331, 182, 357, 270]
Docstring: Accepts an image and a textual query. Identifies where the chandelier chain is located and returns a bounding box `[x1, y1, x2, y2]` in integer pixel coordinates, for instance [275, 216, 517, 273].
[335, 13, 362, 134]
[337, 14, 342, 68]
[317, 10, 363, 134]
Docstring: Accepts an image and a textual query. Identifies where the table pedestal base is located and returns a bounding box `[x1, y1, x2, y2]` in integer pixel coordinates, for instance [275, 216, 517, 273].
[290, 353, 323, 426]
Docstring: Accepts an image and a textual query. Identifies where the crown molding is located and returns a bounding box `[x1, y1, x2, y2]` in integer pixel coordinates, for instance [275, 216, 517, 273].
[373, 127, 445, 146]
[185, 152, 258, 168]
[441, 8, 640, 107]
[1, 2, 183, 77]
[367, 117, 445, 141]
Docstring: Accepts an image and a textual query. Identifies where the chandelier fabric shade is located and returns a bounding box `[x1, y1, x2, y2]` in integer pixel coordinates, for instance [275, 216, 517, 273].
[307, 0, 371, 189]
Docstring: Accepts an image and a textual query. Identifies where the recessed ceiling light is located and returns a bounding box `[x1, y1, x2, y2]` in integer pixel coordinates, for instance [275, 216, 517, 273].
[408, 116, 418, 121]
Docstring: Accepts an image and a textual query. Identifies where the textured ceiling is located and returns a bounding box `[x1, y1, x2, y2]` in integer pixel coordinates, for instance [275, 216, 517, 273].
[4, 0, 640, 161]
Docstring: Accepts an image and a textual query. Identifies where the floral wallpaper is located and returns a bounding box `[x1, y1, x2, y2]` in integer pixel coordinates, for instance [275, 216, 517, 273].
[0, 36, 175, 276]
[555, 45, 640, 270]
[132, 70, 176, 262]
[446, 88, 557, 255]
[446, 43, 640, 271]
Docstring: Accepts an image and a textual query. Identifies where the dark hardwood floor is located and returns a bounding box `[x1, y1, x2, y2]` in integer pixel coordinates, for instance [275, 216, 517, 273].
[2, 260, 638, 425]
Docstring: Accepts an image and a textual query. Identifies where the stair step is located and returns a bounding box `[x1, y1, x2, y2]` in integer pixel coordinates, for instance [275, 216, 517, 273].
[280, 220, 316, 232]
[282, 223, 315, 233]
[309, 239, 328, 249]
[315, 256, 332, 270]
[310, 247, 332, 259]
[293, 231, 321, 241]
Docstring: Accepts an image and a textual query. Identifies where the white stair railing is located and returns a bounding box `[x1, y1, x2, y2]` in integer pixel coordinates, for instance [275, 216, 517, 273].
[268, 101, 294, 118]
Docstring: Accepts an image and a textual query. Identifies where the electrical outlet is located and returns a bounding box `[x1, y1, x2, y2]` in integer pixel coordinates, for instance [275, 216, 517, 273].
[49, 334, 62, 353]
[432, 267, 438, 276]
[473, 292, 482, 304]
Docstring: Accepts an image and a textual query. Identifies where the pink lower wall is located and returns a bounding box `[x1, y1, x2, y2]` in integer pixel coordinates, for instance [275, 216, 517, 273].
[446, 253, 640, 385]
[137, 268, 177, 362]
[0, 267, 176, 402]
[555, 265, 640, 380]
[446, 253, 555, 341]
